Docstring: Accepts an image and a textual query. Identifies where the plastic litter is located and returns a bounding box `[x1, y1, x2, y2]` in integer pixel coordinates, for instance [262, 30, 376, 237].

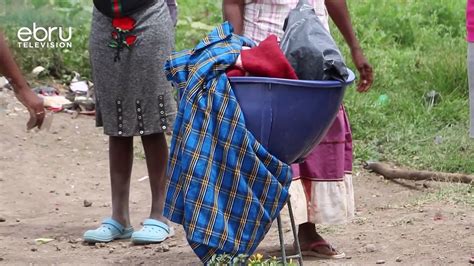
[32, 66, 46, 77]
[70, 81, 89, 93]
[376, 94, 389, 106]
[35, 238, 55, 245]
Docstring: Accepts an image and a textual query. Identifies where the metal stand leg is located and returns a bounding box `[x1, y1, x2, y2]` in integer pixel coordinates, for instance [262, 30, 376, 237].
[277, 214, 288, 266]
[287, 198, 304, 266]
[277, 196, 304, 265]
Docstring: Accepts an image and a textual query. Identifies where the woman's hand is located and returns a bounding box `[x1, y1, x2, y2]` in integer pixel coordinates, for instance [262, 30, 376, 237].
[351, 47, 373, 93]
[15, 87, 45, 129]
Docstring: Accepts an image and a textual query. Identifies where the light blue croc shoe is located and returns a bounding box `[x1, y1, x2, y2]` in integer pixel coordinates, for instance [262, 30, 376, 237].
[131, 219, 174, 245]
[83, 218, 134, 243]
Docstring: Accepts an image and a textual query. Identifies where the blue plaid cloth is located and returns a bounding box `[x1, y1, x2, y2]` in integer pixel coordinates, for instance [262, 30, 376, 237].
[163, 22, 292, 262]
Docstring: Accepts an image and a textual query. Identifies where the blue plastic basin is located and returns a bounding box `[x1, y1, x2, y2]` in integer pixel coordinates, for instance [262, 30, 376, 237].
[228, 69, 355, 164]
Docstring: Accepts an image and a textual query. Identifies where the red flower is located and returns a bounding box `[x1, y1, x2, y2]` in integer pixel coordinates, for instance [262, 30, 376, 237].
[112, 17, 136, 31]
[125, 35, 137, 46]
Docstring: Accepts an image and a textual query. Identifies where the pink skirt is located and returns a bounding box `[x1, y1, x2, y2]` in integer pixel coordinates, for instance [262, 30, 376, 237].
[290, 106, 355, 225]
[292, 105, 353, 181]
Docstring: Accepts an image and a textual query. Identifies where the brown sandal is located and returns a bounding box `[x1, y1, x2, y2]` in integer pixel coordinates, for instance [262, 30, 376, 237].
[300, 240, 346, 259]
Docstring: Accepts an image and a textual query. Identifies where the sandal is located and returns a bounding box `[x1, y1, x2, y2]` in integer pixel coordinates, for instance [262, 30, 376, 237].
[131, 219, 174, 245]
[300, 240, 346, 259]
[83, 218, 134, 243]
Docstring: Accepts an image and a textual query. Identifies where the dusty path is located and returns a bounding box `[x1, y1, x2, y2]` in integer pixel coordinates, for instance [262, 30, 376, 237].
[0, 94, 473, 265]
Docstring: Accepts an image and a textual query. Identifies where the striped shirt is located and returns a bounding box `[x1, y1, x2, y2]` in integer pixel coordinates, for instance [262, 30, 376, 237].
[243, 0, 329, 43]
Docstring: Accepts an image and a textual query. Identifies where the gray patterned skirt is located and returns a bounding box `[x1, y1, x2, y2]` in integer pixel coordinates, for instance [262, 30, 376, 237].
[90, 0, 176, 137]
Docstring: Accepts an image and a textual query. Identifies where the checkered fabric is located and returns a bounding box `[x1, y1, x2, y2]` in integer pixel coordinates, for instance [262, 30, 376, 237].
[163, 22, 292, 262]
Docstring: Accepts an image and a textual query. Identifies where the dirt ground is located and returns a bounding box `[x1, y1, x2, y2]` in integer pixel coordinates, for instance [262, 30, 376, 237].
[0, 93, 473, 265]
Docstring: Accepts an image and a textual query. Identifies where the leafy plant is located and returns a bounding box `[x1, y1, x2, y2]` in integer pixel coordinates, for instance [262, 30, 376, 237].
[206, 253, 298, 266]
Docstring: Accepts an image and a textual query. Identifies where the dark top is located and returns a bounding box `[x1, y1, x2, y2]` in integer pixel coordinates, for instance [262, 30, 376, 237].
[93, 0, 157, 17]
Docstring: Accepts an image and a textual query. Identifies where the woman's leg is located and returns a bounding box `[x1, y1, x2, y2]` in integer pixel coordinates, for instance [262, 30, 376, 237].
[109, 136, 134, 227]
[298, 222, 318, 245]
[141, 133, 169, 222]
[297, 175, 344, 257]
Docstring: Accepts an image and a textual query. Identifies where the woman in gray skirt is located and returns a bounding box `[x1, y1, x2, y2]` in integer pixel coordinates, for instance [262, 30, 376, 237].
[83, 0, 177, 244]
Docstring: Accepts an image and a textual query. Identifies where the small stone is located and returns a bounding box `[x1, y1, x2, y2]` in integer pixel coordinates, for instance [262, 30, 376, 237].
[109, 248, 114, 254]
[396, 257, 403, 263]
[365, 244, 377, 253]
[57, 137, 62, 141]
[76, 162, 81, 166]
[0, 257, 3, 261]
[83, 200, 93, 207]
[346, 256, 352, 260]
[120, 243, 127, 248]
[376, 260, 386, 264]
[0, 217, 5, 222]
[16, 218, 20, 222]
[55, 208, 59, 211]
[95, 243, 106, 248]
[31, 247, 38, 252]
[71, 244, 77, 249]
[55, 245, 61, 251]
[65, 193, 70, 196]
[162, 244, 170, 252]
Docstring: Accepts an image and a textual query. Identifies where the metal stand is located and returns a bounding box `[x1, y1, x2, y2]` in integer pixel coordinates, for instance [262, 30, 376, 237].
[277, 196, 303, 265]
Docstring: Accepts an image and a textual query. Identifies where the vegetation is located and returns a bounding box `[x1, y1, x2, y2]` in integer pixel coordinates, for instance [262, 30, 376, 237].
[1, 0, 472, 174]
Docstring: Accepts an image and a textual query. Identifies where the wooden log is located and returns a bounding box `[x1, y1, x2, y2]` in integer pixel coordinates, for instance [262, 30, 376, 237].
[363, 161, 473, 184]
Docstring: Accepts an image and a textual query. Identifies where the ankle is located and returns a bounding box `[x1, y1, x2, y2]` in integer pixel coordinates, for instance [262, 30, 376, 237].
[149, 213, 167, 224]
[111, 215, 131, 228]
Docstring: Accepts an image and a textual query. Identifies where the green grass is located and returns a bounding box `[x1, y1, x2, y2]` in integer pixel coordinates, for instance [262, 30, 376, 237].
[338, 0, 473, 173]
[413, 183, 474, 206]
[1, 0, 473, 174]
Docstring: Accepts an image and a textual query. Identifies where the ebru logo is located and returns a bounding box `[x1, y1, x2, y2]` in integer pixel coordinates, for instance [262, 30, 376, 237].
[17, 23, 73, 49]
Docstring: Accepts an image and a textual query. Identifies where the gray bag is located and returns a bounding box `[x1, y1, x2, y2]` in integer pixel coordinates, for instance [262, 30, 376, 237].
[280, 0, 349, 81]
